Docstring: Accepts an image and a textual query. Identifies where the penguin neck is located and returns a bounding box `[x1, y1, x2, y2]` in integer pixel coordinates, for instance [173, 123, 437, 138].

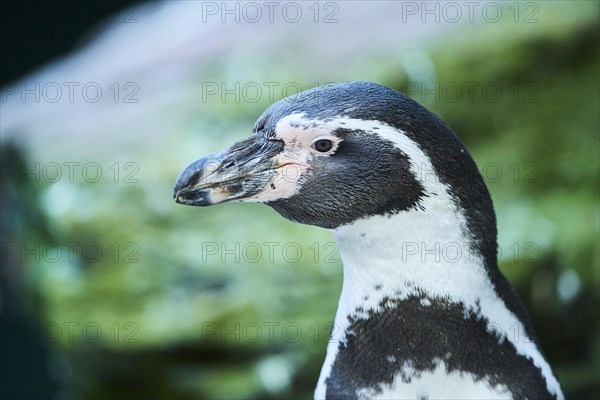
[331, 197, 488, 327]
[315, 200, 503, 398]
[315, 199, 563, 400]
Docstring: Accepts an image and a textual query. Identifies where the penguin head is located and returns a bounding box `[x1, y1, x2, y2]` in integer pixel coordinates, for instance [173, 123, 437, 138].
[174, 81, 491, 232]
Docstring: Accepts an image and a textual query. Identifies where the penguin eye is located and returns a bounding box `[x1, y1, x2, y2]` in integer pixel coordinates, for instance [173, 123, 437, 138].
[312, 139, 333, 153]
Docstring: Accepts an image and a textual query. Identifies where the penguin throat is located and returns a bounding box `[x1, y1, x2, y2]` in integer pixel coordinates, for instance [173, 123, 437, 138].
[314, 202, 492, 398]
[332, 198, 483, 318]
[314, 201, 560, 400]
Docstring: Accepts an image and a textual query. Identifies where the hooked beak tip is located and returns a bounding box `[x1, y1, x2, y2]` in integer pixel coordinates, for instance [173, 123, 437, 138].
[172, 161, 211, 206]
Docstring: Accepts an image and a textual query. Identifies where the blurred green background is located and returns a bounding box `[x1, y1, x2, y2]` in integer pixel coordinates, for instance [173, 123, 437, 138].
[1, 1, 598, 399]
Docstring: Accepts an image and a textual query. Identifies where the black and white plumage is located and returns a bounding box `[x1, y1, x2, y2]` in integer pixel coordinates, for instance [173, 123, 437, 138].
[174, 82, 563, 399]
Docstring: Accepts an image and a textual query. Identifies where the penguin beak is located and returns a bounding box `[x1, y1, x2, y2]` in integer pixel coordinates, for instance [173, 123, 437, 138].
[173, 135, 284, 206]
